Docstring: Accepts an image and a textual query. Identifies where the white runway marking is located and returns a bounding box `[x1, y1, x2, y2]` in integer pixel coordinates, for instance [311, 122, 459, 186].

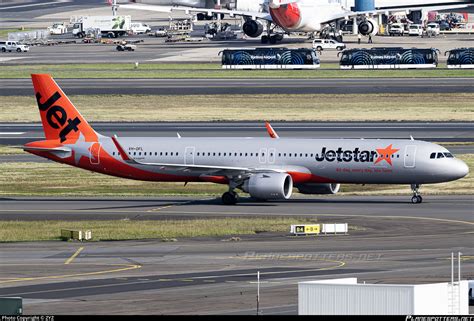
[0, 132, 25, 135]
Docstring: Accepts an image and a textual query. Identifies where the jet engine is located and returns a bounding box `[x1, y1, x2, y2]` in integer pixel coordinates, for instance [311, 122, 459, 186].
[358, 18, 378, 36]
[242, 20, 264, 38]
[242, 173, 293, 200]
[296, 183, 340, 195]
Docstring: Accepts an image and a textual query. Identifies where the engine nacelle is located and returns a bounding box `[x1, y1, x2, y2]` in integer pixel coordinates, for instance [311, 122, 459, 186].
[358, 19, 378, 36]
[242, 20, 264, 38]
[243, 173, 293, 200]
[296, 183, 340, 195]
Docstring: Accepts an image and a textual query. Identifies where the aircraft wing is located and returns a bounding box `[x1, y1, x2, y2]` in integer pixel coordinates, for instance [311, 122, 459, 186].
[120, 3, 272, 21]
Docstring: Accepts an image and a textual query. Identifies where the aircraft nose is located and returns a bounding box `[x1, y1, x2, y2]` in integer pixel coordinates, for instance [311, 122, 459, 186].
[451, 159, 469, 180]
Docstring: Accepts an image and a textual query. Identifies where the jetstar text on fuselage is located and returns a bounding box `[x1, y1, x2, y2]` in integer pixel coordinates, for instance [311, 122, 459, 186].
[315, 146, 399, 164]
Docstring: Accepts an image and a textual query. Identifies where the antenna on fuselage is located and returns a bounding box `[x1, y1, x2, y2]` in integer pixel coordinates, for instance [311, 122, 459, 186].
[177, 133, 182, 138]
[410, 135, 414, 141]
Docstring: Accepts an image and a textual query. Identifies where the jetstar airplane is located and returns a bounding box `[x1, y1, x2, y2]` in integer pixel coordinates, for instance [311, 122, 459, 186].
[24, 74, 469, 205]
[121, 0, 473, 43]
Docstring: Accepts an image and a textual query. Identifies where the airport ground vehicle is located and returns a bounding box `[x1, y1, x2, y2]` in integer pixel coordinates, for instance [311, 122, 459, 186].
[23, 75, 468, 205]
[446, 48, 474, 69]
[389, 23, 405, 36]
[426, 23, 440, 36]
[340, 48, 438, 69]
[0, 41, 29, 52]
[220, 48, 320, 69]
[116, 43, 136, 51]
[48, 23, 68, 35]
[408, 24, 423, 36]
[151, 28, 167, 37]
[72, 15, 131, 38]
[312, 39, 346, 51]
[130, 22, 151, 34]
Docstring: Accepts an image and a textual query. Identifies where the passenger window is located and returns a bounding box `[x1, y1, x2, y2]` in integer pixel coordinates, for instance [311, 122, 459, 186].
[437, 152, 445, 159]
[176, 152, 179, 156]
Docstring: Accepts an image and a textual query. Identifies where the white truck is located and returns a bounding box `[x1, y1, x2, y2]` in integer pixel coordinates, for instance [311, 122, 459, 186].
[72, 15, 131, 38]
[48, 22, 68, 35]
[0, 41, 29, 52]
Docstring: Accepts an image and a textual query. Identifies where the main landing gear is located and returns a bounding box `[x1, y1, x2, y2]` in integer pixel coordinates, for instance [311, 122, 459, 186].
[410, 184, 423, 204]
[222, 191, 239, 205]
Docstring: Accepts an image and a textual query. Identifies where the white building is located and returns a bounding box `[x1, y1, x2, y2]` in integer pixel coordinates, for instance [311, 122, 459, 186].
[299, 278, 469, 315]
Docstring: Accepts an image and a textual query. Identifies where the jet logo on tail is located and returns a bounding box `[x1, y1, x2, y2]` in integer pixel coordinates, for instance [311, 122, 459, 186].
[36, 91, 81, 142]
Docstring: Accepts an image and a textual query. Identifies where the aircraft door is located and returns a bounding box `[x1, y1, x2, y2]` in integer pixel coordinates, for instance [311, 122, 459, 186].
[89, 142, 101, 165]
[404, 145, 417, 168]
[185, 146, 195, 165]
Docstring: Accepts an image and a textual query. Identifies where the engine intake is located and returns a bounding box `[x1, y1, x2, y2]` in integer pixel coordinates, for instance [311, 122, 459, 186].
[243, 20, 264, 38]
[296, 183, 340, 195]
[358, 19, 378, 36]
[243, 173, 293, 200]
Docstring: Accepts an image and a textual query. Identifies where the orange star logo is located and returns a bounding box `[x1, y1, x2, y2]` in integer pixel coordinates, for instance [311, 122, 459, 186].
[375, 144, 400, 166]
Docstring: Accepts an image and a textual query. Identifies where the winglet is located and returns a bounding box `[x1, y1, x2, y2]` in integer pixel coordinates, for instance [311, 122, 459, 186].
[265, 121, 279, 139]
[111, 135, 132, 162]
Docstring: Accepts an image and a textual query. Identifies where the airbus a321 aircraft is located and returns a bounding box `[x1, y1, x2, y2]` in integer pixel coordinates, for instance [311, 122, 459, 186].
[24, 74, 469, 205]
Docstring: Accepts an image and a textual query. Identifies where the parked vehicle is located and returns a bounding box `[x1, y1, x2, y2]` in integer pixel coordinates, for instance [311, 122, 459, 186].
[72, 15, 131, 38]
[408, 24, 423, 36]
[438, 21, 451, 31]
[116, 43, 136, 51]
[426, 23, 440, 36]
[312, 38, 346, 51]
[130, 22, 151, 34]
[47, 23, 68, 35]
[389, 23, 405, 36]
[0, 41, 29, 52]
[151, 28, 167, 37]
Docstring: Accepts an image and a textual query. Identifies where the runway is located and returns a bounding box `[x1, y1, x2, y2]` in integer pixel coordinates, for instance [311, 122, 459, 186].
[0, 196, 472, 314]
[1, 77, 474, 95]
[1, 121, 473, 146]
[0, 195, 472, 221]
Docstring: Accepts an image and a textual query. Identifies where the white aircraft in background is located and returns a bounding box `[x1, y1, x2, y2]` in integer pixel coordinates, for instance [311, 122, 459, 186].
[120, 0, 473, 43]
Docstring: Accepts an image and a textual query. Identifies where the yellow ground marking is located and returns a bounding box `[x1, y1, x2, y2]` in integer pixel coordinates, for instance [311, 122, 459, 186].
[158, 278, 172, 281]
[180, 279, 194, 282]
[0, 264, 141, 284]
[437, 255, 474, 261]
[64, 247, 84, 265]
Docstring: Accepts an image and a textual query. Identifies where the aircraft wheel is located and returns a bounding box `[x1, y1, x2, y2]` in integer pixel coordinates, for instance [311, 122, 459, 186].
[411, 195, 423, 204]
[417, 195, 423, 203]
[222, 192, 238, 205]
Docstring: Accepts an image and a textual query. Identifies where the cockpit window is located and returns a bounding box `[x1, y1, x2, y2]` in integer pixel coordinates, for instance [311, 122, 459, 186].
[431, 152, 454, 159]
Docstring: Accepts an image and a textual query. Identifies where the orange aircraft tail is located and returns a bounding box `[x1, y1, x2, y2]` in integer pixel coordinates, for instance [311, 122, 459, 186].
[31, 74, 98, 143]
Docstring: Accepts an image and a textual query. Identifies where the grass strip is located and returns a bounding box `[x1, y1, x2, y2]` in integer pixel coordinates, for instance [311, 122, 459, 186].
[0, 218, 314, 242]
[3, 93, 474, 122]
[0, 154, 471, 197]
[1, 63, 473, 78]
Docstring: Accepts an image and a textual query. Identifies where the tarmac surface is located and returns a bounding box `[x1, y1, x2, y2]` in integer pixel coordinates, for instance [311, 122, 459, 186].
[2, 77, 474, 95]
[0, 195, 472, 314]
[1, 121, 473, 145]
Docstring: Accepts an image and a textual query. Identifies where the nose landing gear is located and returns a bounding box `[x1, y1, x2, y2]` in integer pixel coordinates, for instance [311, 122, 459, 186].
[410, 184, 423, 204]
